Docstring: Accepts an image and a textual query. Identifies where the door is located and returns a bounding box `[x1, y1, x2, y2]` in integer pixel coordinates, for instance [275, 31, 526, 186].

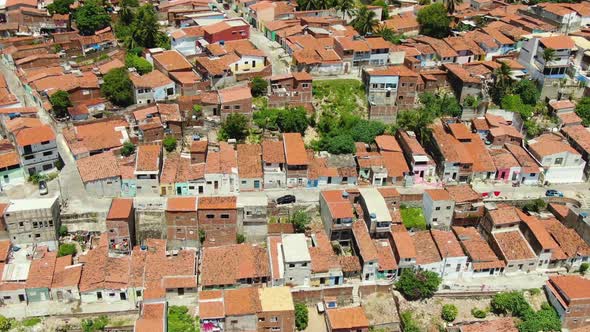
[177, 186, 182, 195]
[178, 288, 184, 296]
[120, 292, 127, 300]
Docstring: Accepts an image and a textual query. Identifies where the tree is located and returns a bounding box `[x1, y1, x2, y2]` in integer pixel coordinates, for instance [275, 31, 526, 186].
[294, 303, 309, 331]
[417, 3, 450, 38]
[444, 0, 463, 14]
[395, 269, 441, 300]
[490, 291, 532, 317]
[0, 315, 12, 332]
[376, 26, 405, 45]
[119, 5, 135, 27]
[400, 311, 420, 332]
[522, 198, 546, 213]
[163, 136, 177, 152]
[351, 6, 379, 35]
[219, 113, 249, 141]
[337, 0, 355, 20]
[101, 68, 134, 107]
[277, 107, 309, 134]
[250, 76, 268, 97]
[491, 62, 514, 105]
[441, 304, 458, 322]
[121, 0, 139, 7]
[59, 225, 68, 237]
[501, 95, 533, 119]
[575, 97, 590, 126]
[129, 4, 162, 49]
[319, 134, 356, 154]
[47, 0, 74, 15]
[517, 303, 561, 332]
[349, 120, 385, 143]
[49, 90, 72, 118]
[58, 243, 77, 257]
[125, 54, 152, 75]
[513, 79, 540, 106]
[121, 141, 135, 157]
[580, 262, 589, 274]
[372, 0, 389, 20]
[75, 0, 111, 36]
[168, 306, 197, 332]
[81, 315, 108, 332]
[542, 47, 556, 64]
[291, 209, 311, 233]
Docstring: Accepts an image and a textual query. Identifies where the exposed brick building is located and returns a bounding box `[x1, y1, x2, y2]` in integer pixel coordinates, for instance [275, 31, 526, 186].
[166, 197, 198, 249]
[197, 196, 238, 247]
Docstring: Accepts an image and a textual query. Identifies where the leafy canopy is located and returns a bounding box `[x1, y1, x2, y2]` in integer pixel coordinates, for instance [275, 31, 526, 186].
[417, 3, 450, 38]
[441, 304, 458, 322]
[47, 0, 74, 15]
[121, 141, 135, 157]
[250, 77, 268, 97]
[50, 90, 72, 118]
[58, 243, 77, 257]
[75, 0, 111, 36]
[101, 68, 134, 107]
[125, 54, 153, 75]
[168, 306, 197, 332]
[163, 136, 177, 152]
[291, 210, 311, 233]
[395, 269, 441, 300]
[219, 113, 249, 142]
[575, 97, 590, 126]
[295, 303, 309, 331]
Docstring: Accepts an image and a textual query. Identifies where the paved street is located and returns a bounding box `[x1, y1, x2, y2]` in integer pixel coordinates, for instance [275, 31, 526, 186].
[472, 181, 590, 206]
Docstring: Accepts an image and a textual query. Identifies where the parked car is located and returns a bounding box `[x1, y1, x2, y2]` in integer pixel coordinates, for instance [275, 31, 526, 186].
[276, 194, 296, 205]
[545, 189, 563, 197]
[39, 180, 48, 195]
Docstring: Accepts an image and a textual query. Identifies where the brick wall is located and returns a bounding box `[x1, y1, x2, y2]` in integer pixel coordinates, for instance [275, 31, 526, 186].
[290, 286, 354, 305]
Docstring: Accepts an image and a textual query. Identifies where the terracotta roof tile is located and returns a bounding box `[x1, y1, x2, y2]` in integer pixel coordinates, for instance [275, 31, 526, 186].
[445, 185, 480, 203]
[26, 250, 57, 289]
[431, 230, 465, 258]
[130, 70, 173, 89]
[493, 230, 536, 261]
[453, 226, 505, 269]
[167, 197, 197, 212]
[201, 244, 269, 287]
[283, 133, 308, 165]
[135, 144, 161, 172]
[413, 231, 442, 265]
[540, 35, 575, 50]
[327, 307, 369, 330]
[198, 196, 236, 210]
[352, 221, 378, 261]
[528, 133, 579, 158]
[549, 275, 590, 301]
[224, 287, 261, 316]
[425, 189, 452, 201]
[390, 225, 416, 260]
[321, 190, 354, 219]
[107, 198, 133, 220]
[262, 140, 285, 164]
[51, 255, 82, 288]
[153, 50, 192, 72]
[77, 151, 120, 183]
[15, 124, 54, 147]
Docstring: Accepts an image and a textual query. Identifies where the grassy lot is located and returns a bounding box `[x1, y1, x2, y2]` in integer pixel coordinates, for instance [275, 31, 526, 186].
[312, 79, 366, 116]
[400, 207, 427, 230]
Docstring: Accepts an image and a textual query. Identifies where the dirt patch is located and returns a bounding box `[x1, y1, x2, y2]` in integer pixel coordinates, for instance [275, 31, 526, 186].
[362, 292, 400, 327]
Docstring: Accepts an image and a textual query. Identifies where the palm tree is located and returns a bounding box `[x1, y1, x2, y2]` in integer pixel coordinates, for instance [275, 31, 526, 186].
[296, 0, 316, 11]
[351, 6, 379, 35]
[445, 0, 463, 14]
[542, 47, 556, 64]
[337, 0, 355, 20]
[376, 25, 405, 44]
[491, 62, 513, 104]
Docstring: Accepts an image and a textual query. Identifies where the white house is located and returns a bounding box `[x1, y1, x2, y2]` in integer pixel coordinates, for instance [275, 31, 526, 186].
[77, 152, 122, 197]
[204, 142, 239, 196]
[262, 140, 286, 188]
[134, 144, 162, 197]
[170, 26, 205, 56]
[527, 133, 586, 184]
[13, 124, 59, 176]
[358, 187, 392, 238]
[280, 233, 311, 287]
[431, 230, 470, 279]
[130, 70, 176, 105]
[423, 189, 455, 230]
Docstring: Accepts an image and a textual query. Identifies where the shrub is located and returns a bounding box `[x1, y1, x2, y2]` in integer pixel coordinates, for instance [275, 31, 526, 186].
[168, 306, 197, 332]
[125, 54, 152, 75]
[101, 67, 134, 107]
[529, 288, 541, 296]
[517, 303, 561, 332]
[59, 225, 68, 237]
[218, 113, 249, 142]
[50, 90, 72, 118]
[522, 198, 547, 213]
[471, 307, 487, 319]
[199, 230, 206, 244]
[163, 136, 177, 152]
[250, 77, 268, 97]
[22, 317, 41, 327]
[580, 262, 589, 274]
[121, 141, 135, 157]
[441, 304, 458, 322]
[236, 233, 245, 244]
[291, 210, 311, 233]
[395, 269, 441, 300]
[294, 303, 308, 331]
[81, 315, 108, 332]
[0, 315, 12, 332]
[491, 291, 532, 317]
[58, 243, 77, 257]
[400, 311, 420, 332]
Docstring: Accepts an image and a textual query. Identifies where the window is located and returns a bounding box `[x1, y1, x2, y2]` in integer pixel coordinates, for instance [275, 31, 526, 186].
[167, 88, 174, 96]
[435, 207, 440, 211]
[252, 60, 256, 67]
[43, 151, 52, 156]
[446, 206, 451, 210]
[35, 234, 40, 238]
[289, 264, 295, 268]
[82, 90, 90, 95]
[433, 218, 438, 222]
[233, 105, 240, 110]
[24, 155, 35, 160]
[206, 214, 215, 219]
[554, 157, 563, 165]
[302, 83, 309, 88]
[270, 317, 278, 322]
[41, 141, 50, 145]
[136, 290, 142, 297]
[221, 214, 230, 219]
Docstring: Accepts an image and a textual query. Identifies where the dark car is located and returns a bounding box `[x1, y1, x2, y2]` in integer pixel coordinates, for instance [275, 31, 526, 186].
[39, 180, 48, 195]
[545, 189, 563, 197]
[276, 194, 296, 205]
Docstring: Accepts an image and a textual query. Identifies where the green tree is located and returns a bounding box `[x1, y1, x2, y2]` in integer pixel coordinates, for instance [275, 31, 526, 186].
[417, 3, 450, 38]
[490, 291, 532, 317]
[522, 198, 546, 213]
[121, 0, 139, 7]
[49, 90, 72, 118]
[121, 141, 135, 157]
[59, 225, 68, 237]
[101, 68, 134, 107]
[376, 26, 405, 45]
[518, 303, 561, 332]
[319, 134, 356, 154]
[291, 209, 311, 233]
[491, 62, 514, 105]
[294, 303, 309, 331]
[372, 0, 389, 20]
[163, 136, 177, 152]
[445, 0, 463, 14]
[400, 311, 420, 332]
[337, 0, 355, 20]
[0, 315, 12, 332]
[58, 243, 77, 257]
[441, 304, 458, 322]
[250, 77, 268, 97]
[395, 269, 441, 300]
[513, 79, 540, 106]
[168, 306, 197, 332]
[501, 95, 533, 119]
[125, 54, 152, 75]
[47, 0, 74, 15]
[349, 119, 385, 143]
[580, 262, 589, 274]
[542, 47, 556, 64]
[119, 5, 135, 27]
[277, 107, 309, 134]
[81, 315, 108, 332]
[75, 0, 111, 36]
[129, 4, 162, 49]
[575, 97, 590, 126]
[219, 113, 249, 141]
[351, 6, 379, 35]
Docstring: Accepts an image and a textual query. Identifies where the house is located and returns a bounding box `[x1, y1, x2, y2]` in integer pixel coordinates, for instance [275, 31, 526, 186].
[351, 221, 379, 282]
[203, 18, 250, 43]
[257, 287, 295, 332]
[320, 190, 354, 244]
[452, 226, 505, 277]
[431, 230, 469, 279]
[134, 144, 162, 197]
[190, 139, 208, 164]
[4, 197, 60, 248]
[541, 217, 590, 271]
[289, 35, 344, 76]
[358, 187, 392, 238]
[490, 148, 522, 183]
[443, 63, 487, 103]
[283, 133, 308, 187]
[204, 142, 239, 195]
[32, 72, 101, 106]
[132, 103, 183, 140]
[166, 197, 198, 249]
[247, 1, 295, 32]
[423, 189, 455, 230]
[444, 36, 484, 64]
[236, 193, 268, 242]
[546, 275, 590, 330]
[197, 196, 238, 247]
[268, 72, 313, 110]
[237, 144, 263, 191]
[309, 230, 344, 286]
[413, 231, 443, 274]
[396, 130, 436, 184]
[480, 205, 538, 274]
[106, 198, 135, 255]
[561, 125, 590, 175]
[170, 26, 204, 56]
[334, 36, 392, 72]
[517, 210, 563, 270]
[280, 233, 312, 286]
[77, 152, 121, 197]
[531, 3, 583, 33]
[549, 99, 576, 114]
[389, 225, 417, 272]
[362, 66, 419, 122]
[504, 143, 543, 185]
[151, 50, 193, 76]
[445, 185, 484, 227]
[0, 147, 24, 190]
[325, 306, 369, 332]
[200, 243, 270, 289]
[218, 85, 253, 120]
[50, 254, 82, 303]
[62, 119, 129, 159]
[130, 70, 176, 105]
[135, 301, 167, 332]
[262, 139, 286, 188]
[25, 248, 56, 302]
[12, 123, 59, 175]
[170, 70, 207, 96]
[527, 133, 586, 184]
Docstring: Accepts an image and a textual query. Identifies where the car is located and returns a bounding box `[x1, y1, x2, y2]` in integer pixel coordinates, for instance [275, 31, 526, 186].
[39, 180, 48, 195]
[316, 302, 325, 313]
[276, 194, 296, 205]
[545, 189, 563, 197]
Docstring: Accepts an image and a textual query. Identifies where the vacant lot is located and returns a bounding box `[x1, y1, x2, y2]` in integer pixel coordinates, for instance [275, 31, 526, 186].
[312, 79, 367, 116]
[400, 207, 427, 230]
